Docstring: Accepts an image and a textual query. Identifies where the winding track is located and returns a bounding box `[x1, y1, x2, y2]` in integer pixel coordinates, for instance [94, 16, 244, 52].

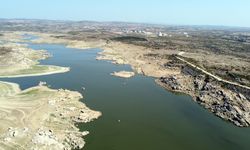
[176, 53, 250, 90]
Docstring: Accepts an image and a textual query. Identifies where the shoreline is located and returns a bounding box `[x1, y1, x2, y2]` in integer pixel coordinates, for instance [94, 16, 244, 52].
[0, 34, 102, 149]
[11, 32, 250, 127]
[0, 81, 101, 149]
[96, 42, 250, 127]
[0, 40, 71, 79]
[0, 66, 70, 78]
[64, 38, 250, 127]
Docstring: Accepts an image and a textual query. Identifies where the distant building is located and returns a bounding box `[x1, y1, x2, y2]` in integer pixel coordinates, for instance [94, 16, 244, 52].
[158, 32, 163, 37]
[183, 32, 189, 37]
[158, 32, 170, 37]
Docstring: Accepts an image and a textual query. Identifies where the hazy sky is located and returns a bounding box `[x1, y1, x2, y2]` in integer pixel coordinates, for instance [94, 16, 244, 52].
[1, 0, 249, 27]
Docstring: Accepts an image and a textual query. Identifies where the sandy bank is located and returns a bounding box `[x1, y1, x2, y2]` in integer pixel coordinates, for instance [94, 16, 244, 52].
[0, 66, 70, 78]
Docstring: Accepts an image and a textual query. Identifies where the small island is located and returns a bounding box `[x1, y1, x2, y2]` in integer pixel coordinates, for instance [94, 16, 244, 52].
[111, 71, 135, 78]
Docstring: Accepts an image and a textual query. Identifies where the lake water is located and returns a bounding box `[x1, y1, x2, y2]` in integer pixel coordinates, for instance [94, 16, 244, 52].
[1, 42, 250, 150]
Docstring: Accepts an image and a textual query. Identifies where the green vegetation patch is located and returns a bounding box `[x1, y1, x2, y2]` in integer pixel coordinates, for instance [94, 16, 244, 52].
[67, 31, 80, 35]
[111, 36, 148, 42]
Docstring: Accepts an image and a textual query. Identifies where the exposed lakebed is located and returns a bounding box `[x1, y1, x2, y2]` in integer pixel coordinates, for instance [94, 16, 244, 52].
[1, 43, 250, 150]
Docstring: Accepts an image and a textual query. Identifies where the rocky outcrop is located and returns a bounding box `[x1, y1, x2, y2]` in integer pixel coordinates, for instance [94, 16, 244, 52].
[159, 76, 181, 91]
[195, 77, 250, 127]
[158, 65, 250, 127]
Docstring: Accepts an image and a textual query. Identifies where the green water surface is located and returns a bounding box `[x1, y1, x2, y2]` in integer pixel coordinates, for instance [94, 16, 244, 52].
[1, 43, 250, 150]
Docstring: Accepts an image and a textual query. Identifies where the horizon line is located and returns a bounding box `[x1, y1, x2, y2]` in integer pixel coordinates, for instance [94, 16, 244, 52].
[1, 17, 250, 29]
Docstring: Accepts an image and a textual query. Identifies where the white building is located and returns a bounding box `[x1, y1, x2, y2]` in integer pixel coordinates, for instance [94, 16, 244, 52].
[158, 32, 163, 37]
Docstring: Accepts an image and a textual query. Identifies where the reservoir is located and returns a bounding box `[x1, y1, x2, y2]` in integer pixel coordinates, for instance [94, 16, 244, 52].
[1, 42, 250, 150]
